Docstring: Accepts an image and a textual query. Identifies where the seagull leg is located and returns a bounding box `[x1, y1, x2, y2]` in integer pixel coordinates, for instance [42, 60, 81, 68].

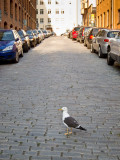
[64, 128, 69, 135]
[69, 128, 72, 134]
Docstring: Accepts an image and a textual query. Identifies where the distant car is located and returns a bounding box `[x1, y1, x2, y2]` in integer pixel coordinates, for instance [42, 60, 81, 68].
[71, 27, 80, 40]
[26, 30, 36, 47]
[18, 29, 30, 52]
[91, 29, 119, 58]
[42, 30, 48, 38]
[33, 29, 41, 44]
[107, 31, 120, 65]
[38, 29, 44, 40]
[0, 29, 23, 63]
[84, 27, 103, 49]
[77, 26, 92, 43]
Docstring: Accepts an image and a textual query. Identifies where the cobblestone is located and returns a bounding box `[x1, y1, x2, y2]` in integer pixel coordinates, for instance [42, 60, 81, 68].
[0, 36, 120, 159]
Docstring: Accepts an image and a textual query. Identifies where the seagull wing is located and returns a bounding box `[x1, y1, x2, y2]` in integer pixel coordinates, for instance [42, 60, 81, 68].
[64, 117, 79, 128]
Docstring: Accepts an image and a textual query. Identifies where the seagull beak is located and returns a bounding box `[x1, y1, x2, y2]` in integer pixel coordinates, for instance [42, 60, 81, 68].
[58, 108, 62, 111]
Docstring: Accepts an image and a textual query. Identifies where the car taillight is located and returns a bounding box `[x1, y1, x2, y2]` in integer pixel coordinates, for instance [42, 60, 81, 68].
[89, 35, 93, 39]
[104, 39, 109, 42]
[82, 29, 84, 37]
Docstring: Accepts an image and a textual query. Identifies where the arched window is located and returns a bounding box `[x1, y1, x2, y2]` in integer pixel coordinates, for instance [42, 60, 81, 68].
[4, 22, 8, 29]
[10, 0, 13, 18]
[15, 3, 17, 21]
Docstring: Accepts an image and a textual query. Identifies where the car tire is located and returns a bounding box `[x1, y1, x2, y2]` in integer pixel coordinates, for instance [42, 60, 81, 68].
[98, 46, 103, 58]
[91, 44, 95, 53]
[107, 52, 114, 65]
[87, 43, 91, 49]
[20, 49, 24, 57]
[84, 40, 87, 46]
[14, 51, 19, 63]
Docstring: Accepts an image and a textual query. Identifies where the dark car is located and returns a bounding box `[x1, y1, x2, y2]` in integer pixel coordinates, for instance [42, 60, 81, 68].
[91, 29, 119, 58]
[84, 27, 103, 49]
[107, 31, 120, 65]
[0, 29, 23, 63]
[33, 29, 41, 44]
[26, 30, 36, 47]
[77, 26, 91, 43]
[71, 27, 80, 40]
[18, 29, 30, 52]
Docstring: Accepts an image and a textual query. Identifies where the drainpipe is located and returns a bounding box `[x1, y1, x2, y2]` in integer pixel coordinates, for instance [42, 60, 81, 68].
[111, 0, 113, 29]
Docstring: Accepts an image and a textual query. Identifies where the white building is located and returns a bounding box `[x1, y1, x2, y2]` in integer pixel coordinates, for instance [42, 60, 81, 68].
[36, 0, 80, 35]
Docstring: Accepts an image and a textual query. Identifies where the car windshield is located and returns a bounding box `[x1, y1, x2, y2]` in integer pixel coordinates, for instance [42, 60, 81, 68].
[92, 28, 99, 36]
[74, 27, 80, 31]
[33, 30, 37, 34]
[107, 31, 119, 38]
[26, 30, 33, 36]
[0, 30, 15, 41]
[43, 30, 47, 33]
[38, 30, 42, 33]
[18, 30, 24, 38]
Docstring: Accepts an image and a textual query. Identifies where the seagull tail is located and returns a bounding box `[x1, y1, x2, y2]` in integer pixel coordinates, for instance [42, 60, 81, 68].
[76, 125, 87, 131]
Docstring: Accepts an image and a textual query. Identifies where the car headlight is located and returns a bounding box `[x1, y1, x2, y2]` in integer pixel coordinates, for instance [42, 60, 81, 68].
[3, 45, 13, 51]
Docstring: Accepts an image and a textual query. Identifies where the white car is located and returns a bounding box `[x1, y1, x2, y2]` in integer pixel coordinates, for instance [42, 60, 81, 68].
[107, 31, 120, 65]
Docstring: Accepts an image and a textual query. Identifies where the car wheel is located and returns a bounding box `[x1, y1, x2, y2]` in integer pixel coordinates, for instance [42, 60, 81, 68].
[98, 46, 103, 58]
[20, 49, 24, 57]
[87, 43, 91, 49]
[91, 44, 95, 53]
[84, 40, 87, 46]
[107, 52, 114, 65]
[14, 51, 19, 63]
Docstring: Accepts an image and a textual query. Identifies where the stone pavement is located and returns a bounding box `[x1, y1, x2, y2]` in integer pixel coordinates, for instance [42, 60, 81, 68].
[0, 36, 120, 160]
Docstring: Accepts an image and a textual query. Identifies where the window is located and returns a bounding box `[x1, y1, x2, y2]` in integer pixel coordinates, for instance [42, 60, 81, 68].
[118, 9, 120, 24]
[40, 18, 44, 24]
[4, 0, 8, 14]
[56, 0, 59, 4]
[97, 16, 99, 27]
[40, 0, 44, 5]
[48, 0, 51, 4]
[48, 18, 51, 23]
[103, 12, 105, 27]
[107, 10, 109, 27]
[56, 9, 59, 14]
[100, 14, 102, 27]
[61, 10, 64, 14]
[40, 9, 44, 14]
[36, 9, 38, 14]
[48, 9, 51, 14]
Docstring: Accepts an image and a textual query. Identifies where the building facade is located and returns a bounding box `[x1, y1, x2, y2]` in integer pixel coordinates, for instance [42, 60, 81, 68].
[0, 0, 36, 30]
[96, 0, 120, 29]
[81, 0, 96, 27]
[36, 0, 79, 35]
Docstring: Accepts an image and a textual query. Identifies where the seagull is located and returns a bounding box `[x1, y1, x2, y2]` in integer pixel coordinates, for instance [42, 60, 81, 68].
[58, 107, 86, 135]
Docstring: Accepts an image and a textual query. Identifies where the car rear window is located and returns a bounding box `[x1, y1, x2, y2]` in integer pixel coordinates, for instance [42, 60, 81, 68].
[92, 28, 99, 35]
[107, 31, 119, 38]
[18, 30, 24, 38]
[26, 30, 33, 35]
[84, 27, 91, 32]
[74, 27, 80, 31]
[0, 30, 14, 41]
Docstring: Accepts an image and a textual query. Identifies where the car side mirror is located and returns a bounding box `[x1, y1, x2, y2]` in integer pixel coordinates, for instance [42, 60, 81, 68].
[15, 38, 19, 41]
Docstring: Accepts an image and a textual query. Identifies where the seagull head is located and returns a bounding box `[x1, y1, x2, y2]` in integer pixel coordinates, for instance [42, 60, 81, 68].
[58, 107, 68, 112]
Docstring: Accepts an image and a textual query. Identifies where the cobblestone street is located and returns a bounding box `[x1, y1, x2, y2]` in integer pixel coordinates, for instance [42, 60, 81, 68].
[0, 36, 120, 160]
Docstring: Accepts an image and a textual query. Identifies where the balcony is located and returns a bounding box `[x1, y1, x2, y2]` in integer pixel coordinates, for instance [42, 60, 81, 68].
[81, 9, 84, 15]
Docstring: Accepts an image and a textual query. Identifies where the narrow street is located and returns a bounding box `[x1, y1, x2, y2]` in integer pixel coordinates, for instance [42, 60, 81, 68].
[0, 36, 120, 160]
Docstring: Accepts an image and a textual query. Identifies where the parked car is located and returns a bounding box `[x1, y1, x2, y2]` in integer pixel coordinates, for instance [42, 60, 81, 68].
[77, 26, 92, 43]
[42, 30, 48, 38]
[71, 27, 80, 40]
[18, 29, 30, 52]
[84, 27, 103, 49]
[33, 29, 41, 44]
[107, 31, 120, 65]
[0, 29, 23, 63]
[38, 29, 44, 40]
[91, 29, 119, 58]
[26, 30, 36, 47]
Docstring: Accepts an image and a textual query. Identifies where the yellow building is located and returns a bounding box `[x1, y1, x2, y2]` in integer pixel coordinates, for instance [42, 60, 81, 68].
[96, 0, 120, 29]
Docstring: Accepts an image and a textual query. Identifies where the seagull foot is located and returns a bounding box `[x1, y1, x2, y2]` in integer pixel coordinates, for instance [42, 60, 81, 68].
[69, 132, 72, 135]
[64, 133, 69, 135]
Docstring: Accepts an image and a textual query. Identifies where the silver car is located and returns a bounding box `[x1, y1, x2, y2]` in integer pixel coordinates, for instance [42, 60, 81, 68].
[91, 29, 119, 58]
[107, 31, 120, 65]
